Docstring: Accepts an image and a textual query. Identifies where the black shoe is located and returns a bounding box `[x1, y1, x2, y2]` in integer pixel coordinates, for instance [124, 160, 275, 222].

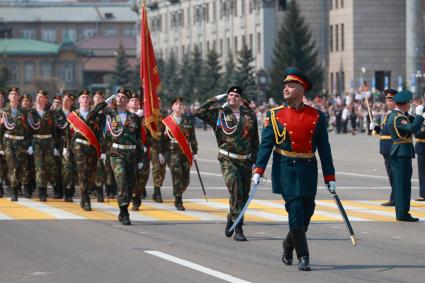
[174, 196, 185, 211]
[297, 256, 311, 271]
[282, 232, 294, 265]
[381, 200, 395, 206]
[96, 187, 104, 203]
[132, 196, 141, 211]
[39, 188, 47, 202]
[10, 187, 18, 201]
[64, 190, 73, 202]
[225, 218, 234, 238]
[53, 185, 63, 199]
[153, 187, 163, 203]
[233, 223, 247, 241]
[415, 197, 425, 202]
[0, 183, 3, 198]
[83, 197, 91, 211]
[141, 191, 147, 200]
[397, 214, 419, 222]
[119, 206, 131, 225]
[23, 185, 32, 198]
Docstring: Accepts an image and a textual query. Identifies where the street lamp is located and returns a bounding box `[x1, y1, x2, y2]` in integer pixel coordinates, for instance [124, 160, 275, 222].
[415, 70, 425, 98]
[256, 69, 269, 104]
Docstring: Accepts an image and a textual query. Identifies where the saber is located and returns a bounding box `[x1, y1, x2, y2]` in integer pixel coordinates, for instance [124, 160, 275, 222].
[229, 182, 259, 232]
[194, 160, 208, 202]
[326, 186, 357, 246]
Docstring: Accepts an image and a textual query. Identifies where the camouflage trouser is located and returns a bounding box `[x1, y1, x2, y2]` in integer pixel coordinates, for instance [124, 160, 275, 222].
[54, 155, 62, 189]
[165, 149, 190, 197]
[25, 156, 36, 190]
[110, 152, 137, 207]
[0, 154, 7, 183]
[62, 150, 77, 190]
[94, 159, 105, 187]
[218, 156, 252, 221]
[133, 160, 150, 200]
[105, 155, 116, 187]
[4, 139, 28, 188]
[33, 138, 56, 188]
[150, 146, 166, 187]
[72, 143, 98, 195]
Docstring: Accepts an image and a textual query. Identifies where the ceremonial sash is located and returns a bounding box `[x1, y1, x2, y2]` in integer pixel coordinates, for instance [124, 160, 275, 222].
[67, 111, 101, 159]
[162, 115, 193, 166]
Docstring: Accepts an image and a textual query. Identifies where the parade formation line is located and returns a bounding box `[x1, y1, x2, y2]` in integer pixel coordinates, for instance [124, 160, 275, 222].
[0, 198, 424, 222]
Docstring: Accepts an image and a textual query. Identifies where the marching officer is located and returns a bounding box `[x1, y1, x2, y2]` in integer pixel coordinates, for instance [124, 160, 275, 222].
[104, 88, 145, 225]
[0, 88, 30, 201]
[370, 89, 397, 206]
[387, 90, 424, 222]
[252, 67, 336, 271]
[160, 97, 198, 211]
[20, 94, 36, 198]
[195, 86, 259, 241]
[415, 96, 425, 202]
[151, 100, 166, 203]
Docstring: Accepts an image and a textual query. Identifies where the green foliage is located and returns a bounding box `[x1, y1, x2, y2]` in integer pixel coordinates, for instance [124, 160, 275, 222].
[221, 53, 235, 91]
[112, 43, 131, 88]
[232, 44, 257, 100]
[268, 0, 323, 101]
[199, 49, 222, 102]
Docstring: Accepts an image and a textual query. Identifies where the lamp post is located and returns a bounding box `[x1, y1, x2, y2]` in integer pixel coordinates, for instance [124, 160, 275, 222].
[256, 69, 269, 104]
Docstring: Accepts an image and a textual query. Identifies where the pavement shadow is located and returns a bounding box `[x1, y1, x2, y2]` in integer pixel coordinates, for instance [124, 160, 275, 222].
[312, 264, 425, 271]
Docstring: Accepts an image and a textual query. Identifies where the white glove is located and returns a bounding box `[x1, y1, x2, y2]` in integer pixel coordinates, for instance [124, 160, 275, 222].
[328, 181, 336, 193]
[415, 105, 424, 116]
[252, 173, 261, 185]
[27, 146, 33, 155]
[0, 150, 4, 155]
[214, 93, 227, 101]
[137, 162, 144, 170]
[158, 153, 165, 164]
[105, 94, 117, 104]
[62, 148, 69, 159]
[369, 122, 378, 131]
[100, 153, 106, 164]
[136, 109, 144, 117]
[193, 154, 197, 161]
[53, 148, 60, 157]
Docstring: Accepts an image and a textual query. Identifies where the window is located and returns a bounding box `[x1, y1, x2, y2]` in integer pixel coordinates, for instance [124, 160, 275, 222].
[8, 63, 19, 83]
[341, 0, 344, 8]
[234, 0, 237, 17]
[249, 33, 253, 50]
[60, 62, 75, 83]
[341, 23, 344, 51]
[257, 32, 261, 54]
[341, 71, 345, 93]
[123, 27, 136, 37]
[213, 2, 216, 21]
[278, 0, 287, 11]
[335, 0, 338, 9]
[335, 24, 339, 51]
[234, 36, 238, 52]
[82, 28, 96, 39]
[241, 0, 245, 15]
[41, 29, 56, 43]
[63, 29, 77, 42]
[24, 63, 35, 83]
[180, 11, 184, 26]
[227, 38, 230, 54]
[329, 25, 333, 52]
[206, 3, 209, 22]
[40, 62, 53, 78]
[329, 0, 333, 10]
[220, 39, 223, 55]
[104, 28, 117, 37]
[21, 29, 35, 39]
[330, 73, 334, 93]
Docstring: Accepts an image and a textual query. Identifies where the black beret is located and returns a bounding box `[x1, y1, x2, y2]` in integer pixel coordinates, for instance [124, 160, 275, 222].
[227, 86, 243, 96]
[117, 88, 131, 99]
[170, 96, 184, 106]
[384, 88, 397, 98]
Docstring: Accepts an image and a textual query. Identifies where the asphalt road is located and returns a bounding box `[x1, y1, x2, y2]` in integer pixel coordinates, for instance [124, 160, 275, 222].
[1, 130, 424, 283]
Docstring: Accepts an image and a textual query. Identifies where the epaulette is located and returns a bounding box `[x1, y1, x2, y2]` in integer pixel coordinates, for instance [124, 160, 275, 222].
[270, 105, 285, 112]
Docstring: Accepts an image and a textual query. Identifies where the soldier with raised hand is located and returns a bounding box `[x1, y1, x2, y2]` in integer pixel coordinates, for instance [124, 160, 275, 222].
[27, 89, 59, 201]
[0, 88, 30, 201]
[104, 88, 145, 225]
[195, 86, 259, 241]
[252, 67, 336, 271]
[66, 89, 113, 211]
[160, 97, 198, 211]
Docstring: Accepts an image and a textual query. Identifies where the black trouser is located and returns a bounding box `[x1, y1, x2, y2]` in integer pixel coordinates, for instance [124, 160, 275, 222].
[417, 154, 425, 198]
[383, 154, 394, 201]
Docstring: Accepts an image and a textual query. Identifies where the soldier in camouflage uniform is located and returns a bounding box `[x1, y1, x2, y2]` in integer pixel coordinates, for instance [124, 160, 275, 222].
[0, 88, 30, 201]
[104, 100, 118, 199]
[50, 95, 64, 199]
[195, 86, 259, 241]
[127, 93, 152, 210]
[151, 104, 166, 203]
[0, 89, 7, 198]
[66, 89, 112, 211]
[27, 89, 59, 201]
[55, 92, 77, 202]
[20, 94, 36, 198]
[92, 91, 107, 202]
[160, 97, 198, 211]
[104, 88, 145, 225]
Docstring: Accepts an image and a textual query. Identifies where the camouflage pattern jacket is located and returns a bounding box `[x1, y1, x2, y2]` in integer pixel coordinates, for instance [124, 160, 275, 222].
[159, 114, 198, 156]
[0, 105, 31, 150]
[27, 107, 58, 148]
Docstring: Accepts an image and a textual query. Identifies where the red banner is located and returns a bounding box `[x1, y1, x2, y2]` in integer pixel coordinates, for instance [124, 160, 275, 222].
[140, 3, 160, 140]
[67, 111, 101, 159]
[162, 115, 193, 166]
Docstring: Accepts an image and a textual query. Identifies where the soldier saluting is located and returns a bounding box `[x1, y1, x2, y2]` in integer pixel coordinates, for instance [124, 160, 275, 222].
[252, 67, 336, 271]
[195, 86, 259, 241]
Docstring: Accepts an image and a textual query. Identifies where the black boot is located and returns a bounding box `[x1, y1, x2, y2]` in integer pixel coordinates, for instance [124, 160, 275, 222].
[234, 220, 247, 241]
[132, 196, 141, 211]
[152, 186, 163, 203]
[96, 187, 104, 203]
[24, 184, 32, 198]
[174, 196, 185, 211]
[225, 217, 234, 238]
[0, 182, 4, 198]
[10, 187, 18, 201]
[70, 186, 75, 197]
[291, 227, 311, 271]
[282, 231, 294, 265]
[82, 192, 91, 211]
[53, 185, 63, 199]
[119, 206, 131, 225]
[38, 187, 47, 202]
[64, 189, 73, 202]
[141, 190, 147, 200]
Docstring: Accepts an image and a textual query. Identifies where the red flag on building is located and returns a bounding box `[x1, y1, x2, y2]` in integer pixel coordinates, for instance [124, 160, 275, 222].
[140, 2, 160, 139]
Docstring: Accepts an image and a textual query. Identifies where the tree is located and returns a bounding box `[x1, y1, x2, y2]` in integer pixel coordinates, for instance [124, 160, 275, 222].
[221, 53, 235, 91]
[111, 43, 131, 89]
[33, 77, 60, 96]
[162, 52, 181, 101]
[0, 66, 9, 90]
[128, 62, 140, 94]
[268, 0, 324, 101]
[191, 45, 204, 102]
[199, 49, 222, 102]
[179, 46, 204, 102]
[178, 53, 193, 104]
[232, 44, 257, 100]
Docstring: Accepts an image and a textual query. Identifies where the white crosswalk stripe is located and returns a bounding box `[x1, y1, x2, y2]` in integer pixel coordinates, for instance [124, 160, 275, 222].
[18, 198, 85, 219]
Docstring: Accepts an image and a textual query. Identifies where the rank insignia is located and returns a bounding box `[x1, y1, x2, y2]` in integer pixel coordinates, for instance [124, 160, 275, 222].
[264, 117, 270, 127]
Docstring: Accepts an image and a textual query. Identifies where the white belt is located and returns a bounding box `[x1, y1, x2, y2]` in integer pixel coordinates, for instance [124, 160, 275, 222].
[4, 133, 24, 140]
[33, 134, 52, 139]
[112, 143, 136, 150]
[75, 138, 90, 145]
[219, 149, 250, 160]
